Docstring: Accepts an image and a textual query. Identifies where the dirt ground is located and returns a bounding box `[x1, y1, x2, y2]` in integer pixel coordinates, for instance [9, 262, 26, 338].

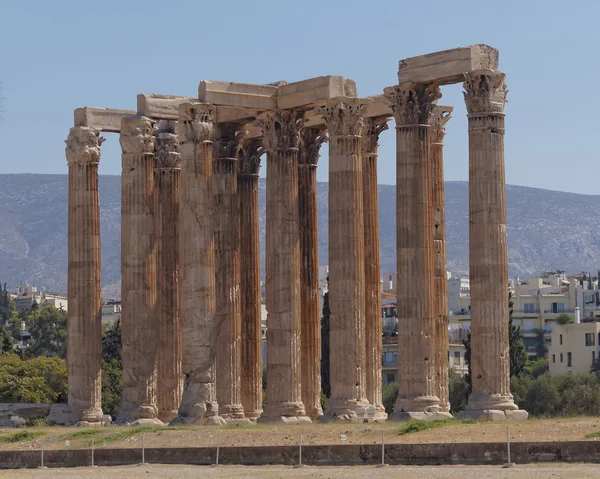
[0, 417, 599, 451]
[4, 463, 600, 479]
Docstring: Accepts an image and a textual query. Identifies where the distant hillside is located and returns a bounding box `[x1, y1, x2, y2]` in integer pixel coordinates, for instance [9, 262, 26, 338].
[1, 174, 599, 298]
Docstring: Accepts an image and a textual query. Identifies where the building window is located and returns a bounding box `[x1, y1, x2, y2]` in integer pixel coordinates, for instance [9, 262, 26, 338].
[567, 352, 572, 367]
[386, 373, 395, 385]
[453, 351, 461, 366]
[586, 333, 595, 347]
[552, 302, 565, 313]
[593, 351, 596, 364]
[552, 354, 555, 363]
[560, 353, 563, 363]
[560, 334, 563, 345]
[585, 294, 594, 303]
[383, 352, 394, 365]
[524, 303, 535, 313]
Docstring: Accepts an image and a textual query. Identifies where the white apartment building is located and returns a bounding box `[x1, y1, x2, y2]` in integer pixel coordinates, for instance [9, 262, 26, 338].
[549, 322, 600, 374]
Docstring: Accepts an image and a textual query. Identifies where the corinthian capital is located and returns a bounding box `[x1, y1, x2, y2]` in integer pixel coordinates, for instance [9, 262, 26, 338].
[430, 106, 452, 145]
[463, 71, 507, 114]
[177, 102, 215, 143]
[237, 137, 263, 176]
[299, 128, 327, 166]
[253, 110, 304, 152]
[314, 98, 370, 137]
[65, 127, 105, 166]
[154, 121, 180, 168]
[383, 84, 441, 126]
[215, 123, 245, 159]
[120, 116, 155, 155]
[360, 118, 389, 155]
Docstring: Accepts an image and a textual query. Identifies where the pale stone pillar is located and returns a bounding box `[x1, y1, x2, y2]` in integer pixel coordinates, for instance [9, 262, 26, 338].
[153, 122, 183, 423]
[383, 84, 450, 421]
[298, 128, 327, 420]
[458, 71, 527, 420]
[118, 116, 161, 424]
[65, 126, 104, 424]
[430, 107, 452, 414]
[214, 124, 245, 421]
[315, 98, 370, 420]
[176, 102, 225, 425]
[361, 117, 388, 421]
[237, 138, 263, 421]
[254, 111, 310, 423]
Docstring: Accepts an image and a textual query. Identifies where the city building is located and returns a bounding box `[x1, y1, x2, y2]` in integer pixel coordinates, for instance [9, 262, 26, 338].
[14, 283, 68, 312]
[101, 300, 121, 327]
[549, 321, 600, 374]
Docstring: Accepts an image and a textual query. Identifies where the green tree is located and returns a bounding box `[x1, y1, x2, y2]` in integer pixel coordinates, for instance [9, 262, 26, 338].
[26, 305, 67, 359]
[556, 313, 575, 325]
[320, 276, 331, 398]
[0, 355, 67, 403]
[382, 381, 398, 414]
[448, 369, 470, 414]
[532, 328, 548, 359]
[101, 321, 123, 417]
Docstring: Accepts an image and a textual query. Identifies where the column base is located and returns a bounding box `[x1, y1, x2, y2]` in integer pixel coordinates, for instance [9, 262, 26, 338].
[219, 404, 246, 420]
[388, 411, 453, 422]
[242, 410, 263, 422]
[170, 415, 226, 426]
[158, 409, 179, 424]
[321, 398, 371, 422]
[222, 417, 255, 426]
[116, 404, 159, 424]
[305, 405, 324, 421]
[258, 415, 312, 424]
[457, 409, 528, 421]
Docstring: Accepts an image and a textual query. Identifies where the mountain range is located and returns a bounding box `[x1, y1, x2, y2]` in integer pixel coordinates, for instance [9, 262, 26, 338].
[1, 174, 599, 299]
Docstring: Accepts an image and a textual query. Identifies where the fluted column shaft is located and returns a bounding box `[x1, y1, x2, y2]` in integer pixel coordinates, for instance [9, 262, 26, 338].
[119, 116, 159, 422]
[461, 71, 523, 418]
[66, 126, 104, 424]
[214, 125, 244, 419]
[316, 98, 370, 419]
[430, 107, 452, 414]
[361, 118, 388, 419]
[238, 139, 263, 419]
[384, 85, 446, 419]
[298, 129, 326, 420]
[255, 111, 309, 422]
[154, 126, 182, 423]
[176, 103, 224, 425]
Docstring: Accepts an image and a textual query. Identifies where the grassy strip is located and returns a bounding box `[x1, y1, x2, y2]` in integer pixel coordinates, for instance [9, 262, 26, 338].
[398, 418, 479, 436]
[82, 425, 189, 448]
[585, 430, 600, 439]
[62, 428, 104, 440]
[219, 423, 259, 430]
[0, 430, 46, 443]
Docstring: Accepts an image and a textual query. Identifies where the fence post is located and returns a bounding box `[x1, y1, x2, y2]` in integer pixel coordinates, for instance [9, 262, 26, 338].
[141, 432, 146, 465]
[502, 425, 515, 468]
[376, 430, 388, 467]
[211, 432, 220, 467]
[38, 447, 47, 469]
[293, 433, 304, 468]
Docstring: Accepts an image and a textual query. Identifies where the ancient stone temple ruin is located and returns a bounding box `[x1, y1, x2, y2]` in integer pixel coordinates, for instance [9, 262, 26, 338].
[64, 44, 528, 425]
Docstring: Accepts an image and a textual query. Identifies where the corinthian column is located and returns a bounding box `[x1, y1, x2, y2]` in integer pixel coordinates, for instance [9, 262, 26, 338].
[65, 126, 104, 425]
[430, 106, 452, 414]
[254, 111, 310, 423]
[298, 128, 326, 420]
[238, 138, 263, 421]
[458, 71, 527, 420]
[315, 98, 370, 420]
[176, 102, 225, 425]
[214, 124, 246, 421]
[361, 117, 388, 421]
[153, 122, 182, 423]
[118, 116, 161, 424]
[383, 84, 450, 421]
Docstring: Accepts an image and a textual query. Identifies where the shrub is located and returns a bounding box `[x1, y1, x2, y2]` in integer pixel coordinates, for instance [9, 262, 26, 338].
[448, 370, 470, 414]
[0, 355, 67, 403]
[382, 382, 398, 414]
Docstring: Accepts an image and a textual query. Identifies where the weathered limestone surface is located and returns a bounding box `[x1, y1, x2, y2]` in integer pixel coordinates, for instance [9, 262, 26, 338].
[384, 85, 449, 421]
[74, 107, 135, 133]
[397, 45, 499, 86]
[458, 72, 527, 421]
[361, 117, 389, 421]
[137, 94, 193, 120]
[255, 111, 310, 423]
[238, 139, 263, 420]
[65, 126, 104, 424]
[430, 106, 452, 414]
[154, 121, 183, 423]
[298, 128, 326, 420]
[316, 98, 370, 420]
[118, 116, 161, 424]
[214, 124, 245, 421]
[176, 103, 225, 425]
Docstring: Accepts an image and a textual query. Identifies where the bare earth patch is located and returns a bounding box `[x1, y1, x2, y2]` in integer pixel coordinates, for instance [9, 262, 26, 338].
[0, 417, 599, 452]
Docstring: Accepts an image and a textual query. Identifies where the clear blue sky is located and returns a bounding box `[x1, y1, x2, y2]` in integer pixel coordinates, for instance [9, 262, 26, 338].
[1, 0, 599, 194]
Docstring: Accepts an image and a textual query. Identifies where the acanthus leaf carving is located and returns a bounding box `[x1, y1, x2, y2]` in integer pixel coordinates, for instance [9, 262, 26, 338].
[463, 71, 507, 114]
[299, 128, 328, 166]
[214, 123, 243, 159]
[430, 106, 452, 145]
[120, 116, 155, 155]
[383, 84, 441, 126]
[361, 118, 389, 155]
[177, 102, 215, 144]
[314, 98, 369, 137]
[65, 126, 105, 166]
[253, 110, 304, 151]
[237, 137, 263, 176]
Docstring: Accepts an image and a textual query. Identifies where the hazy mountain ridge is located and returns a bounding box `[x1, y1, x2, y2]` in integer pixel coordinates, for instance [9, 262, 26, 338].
[1, 174, 599, 298]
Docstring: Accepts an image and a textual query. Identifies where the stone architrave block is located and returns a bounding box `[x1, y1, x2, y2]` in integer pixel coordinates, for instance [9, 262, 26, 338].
[397, 44, 499, 86]
[74, 107, 136, 133]
[199, 81, 277, 110]
[137, 94, 193, 120]
[276, 76, 354, 110]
